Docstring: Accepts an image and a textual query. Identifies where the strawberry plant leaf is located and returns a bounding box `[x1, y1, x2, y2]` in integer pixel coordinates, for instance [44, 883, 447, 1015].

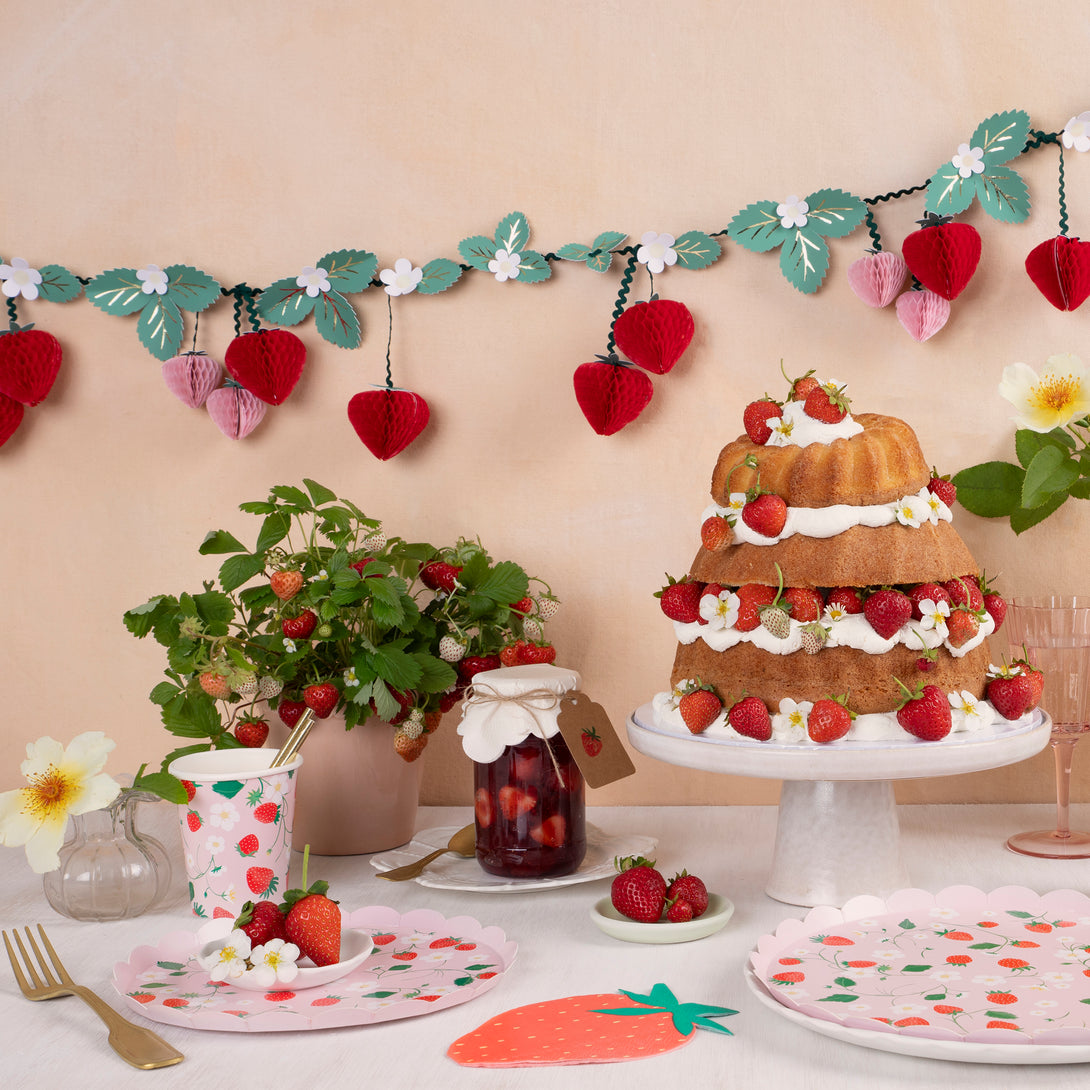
[199, 530, 247, 555]
[412, 652, 458, 693]
[802, 189, 867, 239]
[672, 230, 721, 269]
[86, 268, 147, 315]
[257, 277, 317, 326]
[972, 109, 1031, 167]
[951, 461, 1025, 517]
[476, 560, 529, 604]
[314, 288, 362, 348]
[779, 228, 830, 294]
[137, 296, 184, 360]
[163, 264, 221, 312]
[270, 485, 311, 507]
[517, 251, 552, 283]
[727, 201, 790, 253]
[219, 553, 267, 593]
[494, 211, 531, 256]
[256, 511, 297, 553]
[35, 264, 83, 303]
[458, 235, 496, 271]
[417, 258, 462, 295]
[976, 164, 1030, 223]
[369, 645, 423, 690]
[304, 479, 338, 507]
[317, 249, 378, 293]
[150, 681, 181, 705]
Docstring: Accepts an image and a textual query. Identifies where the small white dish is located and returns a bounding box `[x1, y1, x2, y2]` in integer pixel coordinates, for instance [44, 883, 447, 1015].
[196, 928, 374, 991]
[590, 893, 734, 944]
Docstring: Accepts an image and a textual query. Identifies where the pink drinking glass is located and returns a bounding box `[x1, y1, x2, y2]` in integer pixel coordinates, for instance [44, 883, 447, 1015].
[1005, 596, 1090, 858]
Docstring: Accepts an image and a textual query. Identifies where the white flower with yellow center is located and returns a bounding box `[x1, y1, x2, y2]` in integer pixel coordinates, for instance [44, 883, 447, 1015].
[207, 799, 240, 831]
[205, 833, 226, 855]
[199, 930, 253, 981]
[380, 257, 423, 297]
[343, 666, 360, 687]
[951, 143, 986, 178]
[949, 690, 995, 729]
[772, 698, 812, 738]
[487, 249, 521, 282]
[776, 196, 809, 229]
[0, 257, 43, 300]
[136, 264, 169, 295]
[700, 589, 740, 631]
[921, 487, 951, 525]
[0, 732, 121, 873]
[669, 679, 697, 708]
[765, 414, 796, 446]
[823, 602, 849, 624]
[726, 493, 747, 515]
[636, 232, 677, 274]
[893, 493, 930, 528]
[1062, 112, 1090, 153]
[917, 598, 950, 638]
[999, 354, 1090, 433]
[247, 939, 300, 987]
[296, 266, 331, 297]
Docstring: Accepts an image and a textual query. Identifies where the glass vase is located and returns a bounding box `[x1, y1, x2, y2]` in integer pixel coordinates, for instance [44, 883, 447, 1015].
[42, 790, 173, 921]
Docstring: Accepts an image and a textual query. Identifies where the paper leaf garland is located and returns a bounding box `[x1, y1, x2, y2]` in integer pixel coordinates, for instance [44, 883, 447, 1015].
[558, 232, 628, 273]
[671, 231, 721, 270]
[224, 328, 306, 404]
[0, 329, 63, 405]
[417, 258, 463, 294]
[458, 211, 552, 283]
[347, 387, 430, 459]
[34, 264, 83, 304]
[925, 110, 1032, 223]
[1025, 235, 1090, 311]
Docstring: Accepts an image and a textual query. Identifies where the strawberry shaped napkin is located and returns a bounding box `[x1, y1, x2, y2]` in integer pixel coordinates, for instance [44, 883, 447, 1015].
[448, 983, 734, 1066]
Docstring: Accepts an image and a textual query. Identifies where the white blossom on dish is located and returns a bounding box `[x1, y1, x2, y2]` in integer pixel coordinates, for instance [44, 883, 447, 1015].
[0, 257, 43, 300]
[136, 264, 169, 295]
[917, 599, 951, 638]
[999, 354, 1090, 433]
[970, 973, 1006, 986]
[776, 196, 809, 229]
[206, 799, 240, 831]
[246, 939, 300, 987]
[380, 257, 424, 297]
[893, 492, 930, 528]
[772, 698, 812, 740]
[487, 249, 521, 282]
[1040, 971, 1075, 987]
[699, 589, 740, 630]
[1062, 112, 1090, 153]
[199, 930, 253, 981]
[928, 968, 963, 983]
[950, 690, 995, 730]
[635, 232, 678, 274]
[296, 266, 331, 298]
[951, 143, 986, 178]
[888, 1001, 928, 1016]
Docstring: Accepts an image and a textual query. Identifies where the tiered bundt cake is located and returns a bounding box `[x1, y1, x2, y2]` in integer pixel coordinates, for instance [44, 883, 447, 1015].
[650, 371, 1041, 744]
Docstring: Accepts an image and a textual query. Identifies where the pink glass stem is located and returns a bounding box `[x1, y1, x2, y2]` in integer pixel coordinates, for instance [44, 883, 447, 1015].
[1052, 735, 1080, 839]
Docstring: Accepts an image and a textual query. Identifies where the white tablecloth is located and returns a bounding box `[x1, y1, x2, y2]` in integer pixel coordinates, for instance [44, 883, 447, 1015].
[3, 803, 1090, 1088]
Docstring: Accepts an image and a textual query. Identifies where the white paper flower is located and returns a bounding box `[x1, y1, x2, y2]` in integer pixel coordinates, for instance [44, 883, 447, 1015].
[0, 257, 43, 300]
[136, 264, 169, 295]
[700, 589, 740, 630]
[999, 354, 1090, 432]
[893, 493, 930, 528]
[199, 930, 253, 981]
[1062, 112, 1090, 153]
[487, 249, 521, 282]
[247, 939, 300, 987]
[380, 257, 423, 297]
[207, 799, 240, 831]
[636, 232, 678, 274]
[0, 732, 121, 873]
[917, 598, 950, 637]
[776, 196, 809, 229]
[951, 143, 986, 178]
[296, 266, 331, 297]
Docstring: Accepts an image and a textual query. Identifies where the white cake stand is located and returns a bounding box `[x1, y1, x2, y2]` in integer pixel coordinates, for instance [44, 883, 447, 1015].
[627, 703, 1052, 907]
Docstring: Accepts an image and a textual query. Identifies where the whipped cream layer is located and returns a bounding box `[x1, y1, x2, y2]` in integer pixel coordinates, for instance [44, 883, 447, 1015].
[764, 395, 863, 447]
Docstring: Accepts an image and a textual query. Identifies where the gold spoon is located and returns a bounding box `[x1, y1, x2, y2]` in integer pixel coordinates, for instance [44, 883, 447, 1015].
[376, 824, 477, 882]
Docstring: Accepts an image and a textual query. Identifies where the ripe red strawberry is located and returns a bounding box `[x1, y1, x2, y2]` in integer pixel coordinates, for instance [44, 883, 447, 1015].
[979, 573, 1008, 632]
[902, 214, 982, 301]
[530, 815, 567, 847]
[666, 871, 709, 918]
[667, 899, 693, 922]
[987, 667, 1034, 720]
[270, 569, 304, 600]
[1022, 664, 1045, 710]
[909, 582, 952, 620]
[420, 560, 462, 592]
[277, 699, 307, 728]
[234, 716, 270, 748]
[253, 801, 279, 824]
[236, 899, 287, 945]
[283, 859, 341, 967]
[741, 492, 787, 538]
[347, 387, 430, 460]
[700, 514, 733, 550]
[734, 584, 776, 632]
[237, 833, 259, 856]
[610, 856, 667, 922]
[246, 866, 277, 897]
[657, 577, 705, 624]
[784, 586, 824, 623]
[927, 470, 957, 507]
[0, 328, 62, 405]
[611, 298, 695, 375]
[780, 364, 820, 401]
[802, 382, 850, 424]
[499, 642, 523, 667]
[807, 697, 853, 743]
[863, 588, 912, 639]
[282, 609, 317, 640]
[826, 586, 865, 615]
[458, 654, 502, 681]
[510, 596, 533, 614]
[304, 682, 339, 718]
[678, 685, 722, 734]
[944, 575, 984, 611]
[498, 785, 537, 820]
[519, 642, 557, 665]
[573, 355, 654, 435]
[895, 681, 953, 741]
[915, 645, 938, 672]
[581, 727, 603, 757]
[394, 732, 427, 762]
[946, 608, 980, 649]
[199, 671, 231, 699]
[728, 695, 772, 741]
[186, 810, 201, 832]
[743, 398, 782, 444]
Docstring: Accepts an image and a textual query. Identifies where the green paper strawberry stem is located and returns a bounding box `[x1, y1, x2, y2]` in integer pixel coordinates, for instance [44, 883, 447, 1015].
[592, 983, 736, 1036]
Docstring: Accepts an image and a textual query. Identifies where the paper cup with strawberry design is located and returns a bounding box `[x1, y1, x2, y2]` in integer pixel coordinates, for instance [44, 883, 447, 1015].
[168, 748, 302, 918]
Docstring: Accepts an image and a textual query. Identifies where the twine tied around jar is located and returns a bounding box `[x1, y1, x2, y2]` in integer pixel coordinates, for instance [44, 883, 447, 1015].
[464, 682, 567, 778]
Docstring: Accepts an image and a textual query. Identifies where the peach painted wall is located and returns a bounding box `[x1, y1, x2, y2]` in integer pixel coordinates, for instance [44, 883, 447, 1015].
[3, 1, 1089, 808]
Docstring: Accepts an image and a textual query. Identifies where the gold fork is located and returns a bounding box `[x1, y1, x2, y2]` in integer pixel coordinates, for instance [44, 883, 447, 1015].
[3, 925, 184, 1069]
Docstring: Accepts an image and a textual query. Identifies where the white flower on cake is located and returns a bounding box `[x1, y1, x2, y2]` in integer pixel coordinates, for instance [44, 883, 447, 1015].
[700, 589, 740, 630]
[823, 600, 850, 624]
[136, 264, 169, 295]
[199, 930, 253, 981]
[917, 598, 951, 638]
[922, 487, 952, 524]
[635, 232, 677, 274]
[764, 413, 796, 446]
[776, 196, 809, 229]
[380, 257, 423, 297]
[247, 939, 301, 987]
[950, 142, 986, 178]
[487, 249, 522, 282]
[725, 494, 747, 515]
[772, 698, 812, 741]
[949, 690, 995, 730]
[893, 492, 930, 528]
[0, 257, 42, 300]
[1062, 111, 1090, 153]
[296, 266, 331, 297]
[999, 353, 1090, 432]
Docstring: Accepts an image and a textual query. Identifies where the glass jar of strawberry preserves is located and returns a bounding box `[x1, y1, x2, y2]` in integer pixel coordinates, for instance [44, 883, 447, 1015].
[459, 664, 586, 878]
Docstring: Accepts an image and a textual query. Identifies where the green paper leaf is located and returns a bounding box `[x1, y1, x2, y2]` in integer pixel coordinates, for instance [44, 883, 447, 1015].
[592, 230, 627, 253]
[968, 942, 1001, 950]
[417, 258, 462, 295]
[803, 189, 868, 239]
[1011, 491, 1067, 534]
[314, 288, 361, 348]
[86, 268, 148, 315]
[494, 211, 531, 256]
[1022, 445, 1080, 509]
[164, 264, 221, 313]
[950, 461, 1026, 517]
[199, 530, 247, 555]
[1006, 911, 1035, 918]
[316, 249, 378, 293]
[212, 780, 244, 798]
[779, 228, 830, 294]
[976, 164, 1030, 223]
[458, 235, 496, 271]
[557, 243, 590, 261]
[672, 230, 721, 269]
[925, 165, 977, 217]
[35, 264, 83, 303]
[901, 965, 932, 973]
[137, 296, 184, 360]
[517, 251, 551, 283]
[972, 109, 1032, 167]
[257, 277, 317, 326]
[727, 200, 790, 253]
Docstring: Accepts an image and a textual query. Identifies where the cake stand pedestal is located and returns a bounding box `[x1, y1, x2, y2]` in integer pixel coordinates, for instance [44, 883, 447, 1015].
[627, 704, 1051, 907]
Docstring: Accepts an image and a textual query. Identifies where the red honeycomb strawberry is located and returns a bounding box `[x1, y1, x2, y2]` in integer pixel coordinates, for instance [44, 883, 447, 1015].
[573, 355, 653, 435]
[1025, 234, 1090, 311]
[0, 328, 62, 405]
[0, 392, 24, 448]
[347, 387, 430, 460]
[902, 214, 982, 301]
[224, 328, 306, 405]
[611, 298, 694, 374]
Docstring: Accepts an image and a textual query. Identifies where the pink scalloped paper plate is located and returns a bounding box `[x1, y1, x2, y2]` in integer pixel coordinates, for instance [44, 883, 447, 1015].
[112, 906, 516, 1033]
[748, 886, 1090, 1060]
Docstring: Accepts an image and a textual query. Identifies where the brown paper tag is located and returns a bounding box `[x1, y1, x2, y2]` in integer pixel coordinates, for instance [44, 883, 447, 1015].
[555, 690, 636, 789]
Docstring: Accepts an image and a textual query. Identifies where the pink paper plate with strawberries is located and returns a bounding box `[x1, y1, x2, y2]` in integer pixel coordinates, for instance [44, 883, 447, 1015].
[747, 886, 1090, 1063]
[112, 906, 516, 1032]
